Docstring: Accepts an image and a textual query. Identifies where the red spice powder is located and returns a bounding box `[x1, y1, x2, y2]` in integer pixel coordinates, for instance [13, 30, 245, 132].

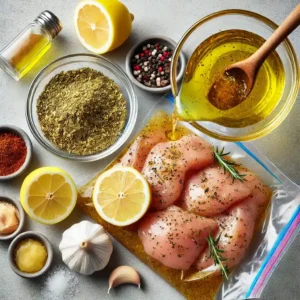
[0, 132, 27, 176]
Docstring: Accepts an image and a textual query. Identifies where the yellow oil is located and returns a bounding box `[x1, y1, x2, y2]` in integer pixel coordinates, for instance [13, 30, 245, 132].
[167, 112, 180, 140]
[176, 29, 285, 128]
[9, 34, 50, 78]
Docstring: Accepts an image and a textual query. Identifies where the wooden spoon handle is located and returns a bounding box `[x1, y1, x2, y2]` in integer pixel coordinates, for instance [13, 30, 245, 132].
[250, 4, 300, 67]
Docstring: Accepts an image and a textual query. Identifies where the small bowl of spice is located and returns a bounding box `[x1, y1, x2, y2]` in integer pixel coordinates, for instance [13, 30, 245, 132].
[8, 231, 53, 278]
[0, 196, 25, 241]
[0, 125, 32, 181]
[27, 54, 137, 161]
[125, 36, 186, 93]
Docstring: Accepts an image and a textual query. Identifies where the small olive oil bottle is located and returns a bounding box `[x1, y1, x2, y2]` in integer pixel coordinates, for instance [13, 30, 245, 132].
[0, 11, 62, 80]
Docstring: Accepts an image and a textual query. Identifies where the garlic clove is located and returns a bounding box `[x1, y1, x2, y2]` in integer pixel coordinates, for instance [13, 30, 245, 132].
[108, 266, 141, 294]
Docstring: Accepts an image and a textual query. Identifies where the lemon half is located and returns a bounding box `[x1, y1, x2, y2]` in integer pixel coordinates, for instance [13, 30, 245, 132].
[20, 167, 77, 225]
[93, 166, 151, 226]
[74, 0, 134, 54]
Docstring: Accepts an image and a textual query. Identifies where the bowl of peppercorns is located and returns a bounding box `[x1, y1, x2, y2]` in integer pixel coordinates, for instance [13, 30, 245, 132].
[126, 36, 186, 93]
[0, 125, 32, 181]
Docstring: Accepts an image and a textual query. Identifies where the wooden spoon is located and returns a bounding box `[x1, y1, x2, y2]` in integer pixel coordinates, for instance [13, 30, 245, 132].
[208, 4, 300, 111]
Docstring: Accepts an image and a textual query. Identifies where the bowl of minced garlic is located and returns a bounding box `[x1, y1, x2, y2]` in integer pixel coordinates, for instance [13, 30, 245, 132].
[0, 196, 25, 241]
[8, 231, 53, 278]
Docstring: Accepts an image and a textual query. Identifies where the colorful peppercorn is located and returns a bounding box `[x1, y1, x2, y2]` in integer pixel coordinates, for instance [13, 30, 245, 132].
[131, 42, 173, 88]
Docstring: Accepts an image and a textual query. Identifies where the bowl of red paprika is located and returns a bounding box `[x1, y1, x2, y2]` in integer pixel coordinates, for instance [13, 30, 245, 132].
[0, 125, 32, 181]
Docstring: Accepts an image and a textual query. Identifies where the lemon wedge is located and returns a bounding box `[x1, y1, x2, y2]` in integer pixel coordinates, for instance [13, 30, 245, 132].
[93, 166, 151, 226]
[74, 0, 134, 54]
[20, 167, 77, 225]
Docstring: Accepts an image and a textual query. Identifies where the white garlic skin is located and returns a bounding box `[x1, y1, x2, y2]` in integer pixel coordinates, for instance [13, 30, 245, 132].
[59, 220, 113, 275]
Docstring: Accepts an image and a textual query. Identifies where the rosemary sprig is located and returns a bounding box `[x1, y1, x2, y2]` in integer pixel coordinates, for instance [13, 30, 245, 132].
[206, 233, 229, 280]
[213, 146, 246, 182]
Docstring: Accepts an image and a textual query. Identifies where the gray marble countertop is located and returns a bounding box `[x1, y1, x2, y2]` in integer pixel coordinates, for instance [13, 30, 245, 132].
[0, 0, 299, 299]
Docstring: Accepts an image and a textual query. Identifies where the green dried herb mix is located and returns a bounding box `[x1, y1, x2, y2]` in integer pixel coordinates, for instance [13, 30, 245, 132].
[37, 67, 127, 155]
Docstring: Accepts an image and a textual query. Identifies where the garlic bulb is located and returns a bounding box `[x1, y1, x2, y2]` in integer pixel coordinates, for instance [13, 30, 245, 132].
[59, 220, 113, 275]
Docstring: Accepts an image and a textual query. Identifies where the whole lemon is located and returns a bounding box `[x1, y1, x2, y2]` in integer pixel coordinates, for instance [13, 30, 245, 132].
[74, 0, 134, 54]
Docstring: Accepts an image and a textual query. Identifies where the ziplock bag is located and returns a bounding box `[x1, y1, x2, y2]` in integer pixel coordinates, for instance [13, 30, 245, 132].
[78, 96, 300, 300]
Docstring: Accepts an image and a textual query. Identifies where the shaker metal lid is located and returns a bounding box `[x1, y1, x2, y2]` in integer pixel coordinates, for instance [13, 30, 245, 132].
[35, 10, 63, 39]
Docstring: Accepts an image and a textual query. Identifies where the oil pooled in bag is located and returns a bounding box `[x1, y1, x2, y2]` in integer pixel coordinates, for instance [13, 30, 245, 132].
[78, 111, 272, 300]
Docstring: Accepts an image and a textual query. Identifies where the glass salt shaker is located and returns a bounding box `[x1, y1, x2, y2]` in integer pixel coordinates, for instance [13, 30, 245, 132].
[0, 11, 62, 81]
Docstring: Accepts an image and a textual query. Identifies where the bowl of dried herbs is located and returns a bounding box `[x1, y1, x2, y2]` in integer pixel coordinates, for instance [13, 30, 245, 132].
[26, 54, 137, 161]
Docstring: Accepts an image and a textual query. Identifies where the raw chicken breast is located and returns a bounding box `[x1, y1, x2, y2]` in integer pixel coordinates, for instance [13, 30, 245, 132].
[180, 166, 252, 217]
[195, 198, 257, 273]
[120, 130, 167, 172]
[138, 206, 218, 270]
[194, 171, 271, 273]
[244, 172, 272, 217]
[142, 135, 214, 210]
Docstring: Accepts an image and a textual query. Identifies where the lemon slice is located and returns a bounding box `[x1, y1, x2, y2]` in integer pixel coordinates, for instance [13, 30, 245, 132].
[93, 166, 151, 226]
[74, 0, 134, 54]
[20, 167, 77, 225]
